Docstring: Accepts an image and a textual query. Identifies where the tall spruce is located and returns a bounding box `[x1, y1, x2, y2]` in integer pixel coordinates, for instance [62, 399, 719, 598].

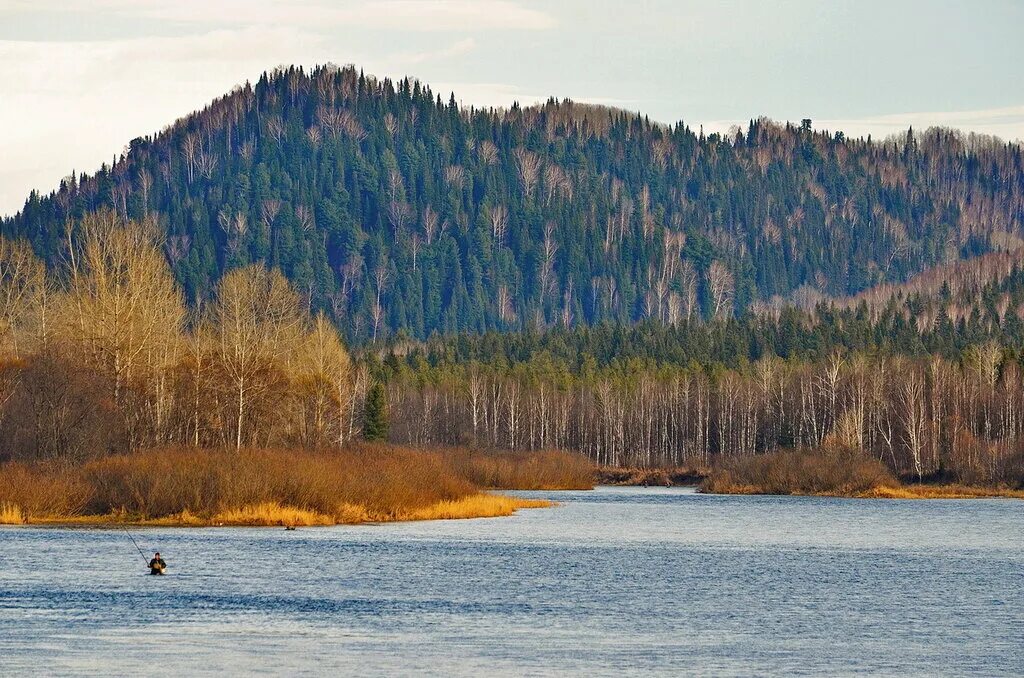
[362, 382, 389, 442]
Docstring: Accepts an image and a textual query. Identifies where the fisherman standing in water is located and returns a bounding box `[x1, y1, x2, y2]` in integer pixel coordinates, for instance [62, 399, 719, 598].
[149, 552, 166, 575]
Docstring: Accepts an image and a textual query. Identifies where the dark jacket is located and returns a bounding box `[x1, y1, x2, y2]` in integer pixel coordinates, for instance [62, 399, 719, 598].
[149, 557, 166, 574]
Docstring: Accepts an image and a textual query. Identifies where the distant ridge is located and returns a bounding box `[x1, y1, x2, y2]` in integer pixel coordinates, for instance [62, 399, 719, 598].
[4, 64, 1024, 343]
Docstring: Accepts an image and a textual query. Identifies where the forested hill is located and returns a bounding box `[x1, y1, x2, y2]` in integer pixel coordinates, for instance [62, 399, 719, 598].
[5, 64, 1024, 343]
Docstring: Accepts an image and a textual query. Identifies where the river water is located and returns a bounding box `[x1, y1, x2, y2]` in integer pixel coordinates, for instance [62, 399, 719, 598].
[1, 487, 1021, 676]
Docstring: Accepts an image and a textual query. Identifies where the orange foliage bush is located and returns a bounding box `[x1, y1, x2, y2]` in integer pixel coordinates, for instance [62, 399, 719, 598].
[0, 462, 91, 519]
[0, 443, 584, 524]
[80, 444, 477, 520]
[449, 449, 593, 490]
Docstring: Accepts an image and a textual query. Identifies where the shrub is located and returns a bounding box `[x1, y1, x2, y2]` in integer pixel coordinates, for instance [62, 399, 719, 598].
[450, 449, 594, 490]
[702, 446, 896, 496]
[0, 462, 92, 519]
[0, 356, 125, 464]
[0, 443, 583, 524]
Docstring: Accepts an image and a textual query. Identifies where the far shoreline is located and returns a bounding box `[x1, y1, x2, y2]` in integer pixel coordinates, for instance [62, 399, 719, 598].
[596, 467, 1024, 500]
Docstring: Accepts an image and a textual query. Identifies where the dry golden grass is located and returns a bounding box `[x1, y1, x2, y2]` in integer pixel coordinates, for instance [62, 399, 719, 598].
[24, 494, 549, 526]
[210, 502, 336, 526]
[0, 444, 569, 526]
[400, 494, 553, 521]
[857, 484, 1024, 499]
[702, 448, 1024, 500]
[333, 502, 373, 524]
[0, 502, 25, 524]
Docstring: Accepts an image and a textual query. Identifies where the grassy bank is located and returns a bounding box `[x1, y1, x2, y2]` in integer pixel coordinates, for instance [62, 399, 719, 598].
[701, 448, 1024, 499]
[0, 445, 588, 526]
[856, 484, 1024, 499]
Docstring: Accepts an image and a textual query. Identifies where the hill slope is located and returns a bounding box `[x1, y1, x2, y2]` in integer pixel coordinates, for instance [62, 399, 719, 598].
[4, 64, 1024, 342]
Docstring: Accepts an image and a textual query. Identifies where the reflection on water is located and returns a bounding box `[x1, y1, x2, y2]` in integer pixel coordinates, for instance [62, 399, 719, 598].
[1, 487, 1022, 676]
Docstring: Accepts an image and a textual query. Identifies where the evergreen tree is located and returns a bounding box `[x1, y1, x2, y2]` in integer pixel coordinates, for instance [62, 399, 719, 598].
[363, 382, 389, 441]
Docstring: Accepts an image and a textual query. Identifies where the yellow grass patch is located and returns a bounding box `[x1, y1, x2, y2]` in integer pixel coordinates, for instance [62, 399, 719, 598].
[210, 502, 335, 527]
[400, 493, 553, 521]
[10, 495, 555, 527]
[333, 502, 372, 524]
[0, 502, 25, 524]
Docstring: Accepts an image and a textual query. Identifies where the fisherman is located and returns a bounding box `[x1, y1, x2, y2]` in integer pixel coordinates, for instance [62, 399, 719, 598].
[149, 552, 166, 575]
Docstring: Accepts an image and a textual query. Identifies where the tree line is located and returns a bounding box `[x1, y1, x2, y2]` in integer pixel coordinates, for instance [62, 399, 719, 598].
[373, 262, 1024, 484]
[0, 212, 359, 464]
[380, 349, 1024, 484]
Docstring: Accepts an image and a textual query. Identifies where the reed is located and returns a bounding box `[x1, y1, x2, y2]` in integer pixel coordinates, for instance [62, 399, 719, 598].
[0, 502, 25, 524]
[0, 463, 90, 519]
[400, 494, 553, 521]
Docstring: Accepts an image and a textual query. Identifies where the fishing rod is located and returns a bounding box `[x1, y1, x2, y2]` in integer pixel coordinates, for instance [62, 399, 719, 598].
[121, 524, 150, 565]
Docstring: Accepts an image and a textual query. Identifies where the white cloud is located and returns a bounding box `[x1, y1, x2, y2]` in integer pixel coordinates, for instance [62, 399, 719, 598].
[1, 0, 555, 32]
[393, 37, 476, 65]
[425, 82, 638, 113]
[817, 106, 1024, 142]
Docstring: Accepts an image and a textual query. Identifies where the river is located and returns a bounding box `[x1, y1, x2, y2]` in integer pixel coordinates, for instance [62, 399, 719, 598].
[1, 487, 1021, 676]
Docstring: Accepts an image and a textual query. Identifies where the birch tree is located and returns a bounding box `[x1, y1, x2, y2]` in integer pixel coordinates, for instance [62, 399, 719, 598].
[60, 211, 185, 406]
[210, 264, 304, 450]
[0, 237, 47, 359]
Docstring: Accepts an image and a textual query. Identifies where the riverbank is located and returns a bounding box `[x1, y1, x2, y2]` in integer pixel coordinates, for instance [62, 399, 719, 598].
[701, 448, 1024, 499]
[703, 482, 1024, 499]
[0, 445, 585, 526]
[3, 494, 554, 527]
[855, 484, 1024, 499]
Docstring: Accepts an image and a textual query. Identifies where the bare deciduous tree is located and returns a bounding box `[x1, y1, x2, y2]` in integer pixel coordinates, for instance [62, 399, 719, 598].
[708, 260, 735, 320]
[59, 211, 186, 408]
[296, 312, 352, 447]
[513, 148, 542, 201]
[0, 237, 47, 359]
[209, 264, 304, 450]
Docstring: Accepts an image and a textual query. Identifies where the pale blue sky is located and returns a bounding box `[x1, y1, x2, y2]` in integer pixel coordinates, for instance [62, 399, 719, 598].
[2, 0, 1023, 216]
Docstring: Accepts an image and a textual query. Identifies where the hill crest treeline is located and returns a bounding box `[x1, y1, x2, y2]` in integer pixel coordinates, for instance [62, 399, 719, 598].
[5, 64, 1024, 343]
